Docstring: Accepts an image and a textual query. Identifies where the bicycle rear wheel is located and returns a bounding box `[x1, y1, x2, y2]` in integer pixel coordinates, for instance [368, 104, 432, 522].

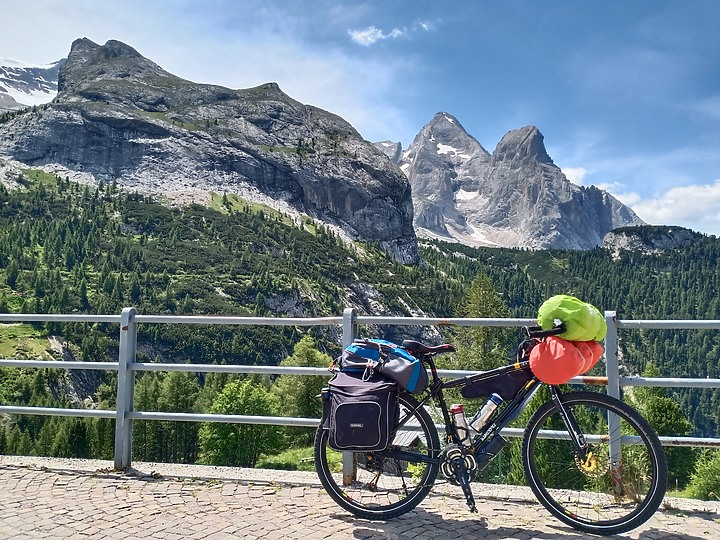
[314, 393, 440, 520]
[522, 391, 667, 536]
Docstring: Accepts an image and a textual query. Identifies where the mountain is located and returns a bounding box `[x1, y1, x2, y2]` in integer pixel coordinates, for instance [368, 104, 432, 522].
[0, 38, 418, 264]
[399, 112, 645, 249]
[0, 58, 64, 111]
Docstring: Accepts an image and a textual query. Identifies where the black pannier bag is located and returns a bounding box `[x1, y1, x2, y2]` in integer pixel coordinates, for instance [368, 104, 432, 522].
[322, 371, 398, 452]
[460, 369, 532, 400]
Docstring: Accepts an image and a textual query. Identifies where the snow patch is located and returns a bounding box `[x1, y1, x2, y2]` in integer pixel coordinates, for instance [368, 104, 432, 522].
[454, 189, 478, 201]
[0, 57, 58, 69]
[1, 85, 56, 107]
[436, 143, 470, 159]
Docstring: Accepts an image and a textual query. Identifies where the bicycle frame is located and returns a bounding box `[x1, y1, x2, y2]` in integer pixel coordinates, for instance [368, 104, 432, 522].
[381, 343, 592, 470]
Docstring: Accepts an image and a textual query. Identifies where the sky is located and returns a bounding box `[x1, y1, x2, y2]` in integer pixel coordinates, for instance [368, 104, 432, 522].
[2, 0, 720, 236]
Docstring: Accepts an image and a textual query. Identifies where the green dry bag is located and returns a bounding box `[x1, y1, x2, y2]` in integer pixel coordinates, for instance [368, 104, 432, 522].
[537, 294, 607, 342]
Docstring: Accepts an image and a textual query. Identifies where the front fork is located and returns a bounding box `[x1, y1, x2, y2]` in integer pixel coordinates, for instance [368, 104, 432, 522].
[549, 386, 589, 459]
[549, 386, 625, 486]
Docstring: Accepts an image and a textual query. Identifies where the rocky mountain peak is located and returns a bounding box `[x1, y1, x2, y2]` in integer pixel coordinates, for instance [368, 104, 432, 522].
[408, 112, 491, 162]
[58, 38, 171, 96]
[372, 141, 403, 164]
[492, 125, 553, 166]
[400, 114, 644, 249]
[1, 37, 419, 264]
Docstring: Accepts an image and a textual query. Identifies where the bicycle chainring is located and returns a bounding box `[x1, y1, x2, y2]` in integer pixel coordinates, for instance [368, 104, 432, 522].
[440, 444, 478, 484]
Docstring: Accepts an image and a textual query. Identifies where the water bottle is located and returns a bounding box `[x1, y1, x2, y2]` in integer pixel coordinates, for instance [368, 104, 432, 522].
[469, 393, 503, 432]
[450, 403, 470, 444]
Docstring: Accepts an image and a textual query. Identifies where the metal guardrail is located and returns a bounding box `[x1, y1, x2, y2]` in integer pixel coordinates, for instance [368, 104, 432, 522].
[1, 308, 719, 469]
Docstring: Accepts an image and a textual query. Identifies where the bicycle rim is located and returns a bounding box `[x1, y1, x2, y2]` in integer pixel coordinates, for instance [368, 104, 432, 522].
[314, 394, 440, 520]
[523, 391, 667, 536]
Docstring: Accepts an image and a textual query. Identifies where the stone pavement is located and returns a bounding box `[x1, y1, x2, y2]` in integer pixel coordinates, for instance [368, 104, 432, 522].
[1, 456, 719, 540]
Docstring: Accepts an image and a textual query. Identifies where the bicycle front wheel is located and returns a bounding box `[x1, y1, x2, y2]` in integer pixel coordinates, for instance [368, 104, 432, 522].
[522, 391, 667, 536]
[314, 393, 440, 520]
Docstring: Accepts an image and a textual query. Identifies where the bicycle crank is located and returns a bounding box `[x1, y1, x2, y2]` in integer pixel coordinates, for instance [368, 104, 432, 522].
[440, 444, 478, 512]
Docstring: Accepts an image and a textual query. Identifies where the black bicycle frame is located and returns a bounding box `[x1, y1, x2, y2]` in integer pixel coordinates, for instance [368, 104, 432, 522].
[381, 352, 590, 466]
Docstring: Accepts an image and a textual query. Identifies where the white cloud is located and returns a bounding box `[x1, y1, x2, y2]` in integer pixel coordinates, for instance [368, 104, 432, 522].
[347, 18, 436, 47]
[611, 191, 642, 207]
[348, 25, 406, 46]
[561, 166, 588, 185]
[628, 180, 720, 236]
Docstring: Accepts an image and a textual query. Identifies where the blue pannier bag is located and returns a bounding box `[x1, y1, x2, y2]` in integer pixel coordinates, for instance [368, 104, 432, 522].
[338, 338, 429, 394]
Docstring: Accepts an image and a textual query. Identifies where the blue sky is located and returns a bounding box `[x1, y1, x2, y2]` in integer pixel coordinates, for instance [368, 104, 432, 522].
[3, 0, 720, 235]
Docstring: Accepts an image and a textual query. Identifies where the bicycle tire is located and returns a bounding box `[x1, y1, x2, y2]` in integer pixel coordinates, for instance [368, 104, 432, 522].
[522, 391, 667, 535]
[314, 392, 440, 519]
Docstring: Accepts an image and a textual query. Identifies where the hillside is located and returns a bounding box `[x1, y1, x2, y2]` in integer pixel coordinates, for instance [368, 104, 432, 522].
[0, 169, 718, 467]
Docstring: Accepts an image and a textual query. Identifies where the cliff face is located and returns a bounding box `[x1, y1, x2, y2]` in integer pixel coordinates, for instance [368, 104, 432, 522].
[602, 225, 702, 257]
[0, 38, 419, 264]
[402, 113, 645, 249]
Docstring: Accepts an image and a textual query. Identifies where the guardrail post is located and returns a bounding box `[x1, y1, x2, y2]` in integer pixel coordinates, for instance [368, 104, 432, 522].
[114, 307, 137, 469]
[604, 311, 620, 401]
[342, 307, 357, 348]
[341, 307, 357, 485]
[604, 310, 623, 494]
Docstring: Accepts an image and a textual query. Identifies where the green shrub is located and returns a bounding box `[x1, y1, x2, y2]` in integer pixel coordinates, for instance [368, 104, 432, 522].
[685, 450, 720, 501]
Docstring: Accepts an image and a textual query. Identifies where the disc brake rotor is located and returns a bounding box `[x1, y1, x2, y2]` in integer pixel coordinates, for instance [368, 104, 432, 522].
[575, 448, 609, 477]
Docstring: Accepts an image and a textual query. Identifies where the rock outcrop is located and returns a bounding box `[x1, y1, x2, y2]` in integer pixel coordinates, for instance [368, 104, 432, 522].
[602, 225, 702, 257]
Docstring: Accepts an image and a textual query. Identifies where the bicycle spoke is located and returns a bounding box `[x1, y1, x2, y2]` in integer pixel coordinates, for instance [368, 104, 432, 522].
[314, 394, 440, 519]
[523, 392, 666, 535]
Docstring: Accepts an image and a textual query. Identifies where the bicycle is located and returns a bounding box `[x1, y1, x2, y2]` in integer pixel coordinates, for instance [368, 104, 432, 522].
[314, 324, 668, 536]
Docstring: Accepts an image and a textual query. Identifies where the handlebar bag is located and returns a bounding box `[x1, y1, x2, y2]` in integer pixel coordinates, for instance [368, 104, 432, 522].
[529, 336, 604, 385]
[323, 371, 398, 452]
[537, 294, 607, 342]
[338, 338, 429, 394]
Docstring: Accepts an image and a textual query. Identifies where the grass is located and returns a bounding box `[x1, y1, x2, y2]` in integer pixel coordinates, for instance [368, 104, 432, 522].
[19, 168, 58, 187]
[0, 323, 53, 359]
[208, 192, 296, 228]
[256, 445, 318, 472]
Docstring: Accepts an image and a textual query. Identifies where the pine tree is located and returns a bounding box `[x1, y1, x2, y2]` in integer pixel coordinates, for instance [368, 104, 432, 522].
[157, 371, 200, 463]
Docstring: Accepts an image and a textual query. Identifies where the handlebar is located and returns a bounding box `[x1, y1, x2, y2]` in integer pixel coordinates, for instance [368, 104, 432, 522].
[401, 324, 565, 358]
[523, 323, 566, 339]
